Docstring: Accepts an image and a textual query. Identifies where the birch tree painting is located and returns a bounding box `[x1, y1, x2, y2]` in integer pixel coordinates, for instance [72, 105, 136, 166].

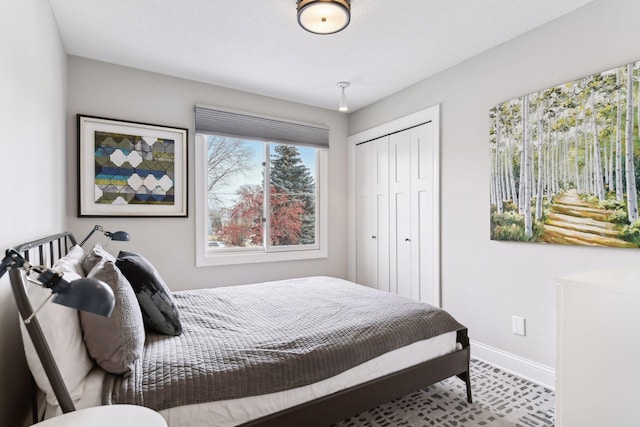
[490, 61, 640, 248]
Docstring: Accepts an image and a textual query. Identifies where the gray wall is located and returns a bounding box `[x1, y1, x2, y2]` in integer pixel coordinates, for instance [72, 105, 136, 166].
[0, 1, 68, 425]
[350, 0, 640, 370]
[66, 57, 349, 290]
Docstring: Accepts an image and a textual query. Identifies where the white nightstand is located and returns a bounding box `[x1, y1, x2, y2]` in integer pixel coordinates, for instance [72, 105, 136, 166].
[33, 405, 167, 427]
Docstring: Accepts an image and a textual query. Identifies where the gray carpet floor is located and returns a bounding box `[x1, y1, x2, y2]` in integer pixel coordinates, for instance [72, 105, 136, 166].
[334, 359, 555, 427]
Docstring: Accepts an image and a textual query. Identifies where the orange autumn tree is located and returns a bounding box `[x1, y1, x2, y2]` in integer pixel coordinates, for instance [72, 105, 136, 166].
[217, 184, 304, 247]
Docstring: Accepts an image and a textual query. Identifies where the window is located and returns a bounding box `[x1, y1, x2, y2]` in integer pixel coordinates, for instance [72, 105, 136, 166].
[206, 136, 318, 250]
[195, 106, 328, 266]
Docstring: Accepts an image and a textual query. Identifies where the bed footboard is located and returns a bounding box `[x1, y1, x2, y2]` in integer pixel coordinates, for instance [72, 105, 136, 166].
[241, 328, 472, 427]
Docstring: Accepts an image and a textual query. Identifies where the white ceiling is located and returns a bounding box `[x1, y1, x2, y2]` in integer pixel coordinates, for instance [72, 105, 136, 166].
[48, 0, 594, 112]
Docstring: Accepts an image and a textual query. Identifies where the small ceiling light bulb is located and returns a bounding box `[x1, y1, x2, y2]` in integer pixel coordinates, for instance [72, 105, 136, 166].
[337, 82, 350, 112]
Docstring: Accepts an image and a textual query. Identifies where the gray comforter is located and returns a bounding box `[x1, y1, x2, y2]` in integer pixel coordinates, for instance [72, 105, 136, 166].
[103, 276, 464, 411]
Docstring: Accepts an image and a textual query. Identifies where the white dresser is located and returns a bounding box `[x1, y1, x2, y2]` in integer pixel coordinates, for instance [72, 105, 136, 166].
[556, 264, 640, 427]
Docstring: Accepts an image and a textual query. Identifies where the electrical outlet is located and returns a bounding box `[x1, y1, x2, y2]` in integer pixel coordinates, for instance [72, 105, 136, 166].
[512, 316, 526, 336]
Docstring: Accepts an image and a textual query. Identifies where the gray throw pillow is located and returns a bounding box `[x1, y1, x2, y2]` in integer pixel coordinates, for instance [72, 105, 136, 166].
[116, 251, 182, 336]
[81, 259, 145, 375]
[81, 242, 116, 273]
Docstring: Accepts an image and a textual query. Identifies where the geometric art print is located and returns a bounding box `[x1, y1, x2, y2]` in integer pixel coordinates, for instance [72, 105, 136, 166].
[94, 131, 175, 206]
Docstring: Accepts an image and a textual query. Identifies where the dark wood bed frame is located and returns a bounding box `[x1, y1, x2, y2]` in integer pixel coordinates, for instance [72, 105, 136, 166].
[10, 232, 472, 426]
[242, 329, 472, 426]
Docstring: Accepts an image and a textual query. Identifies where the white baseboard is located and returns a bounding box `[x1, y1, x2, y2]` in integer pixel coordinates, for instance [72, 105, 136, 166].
[470, 339, 555, 390]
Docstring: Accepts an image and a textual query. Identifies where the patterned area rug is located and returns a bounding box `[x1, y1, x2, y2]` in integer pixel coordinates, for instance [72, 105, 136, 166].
[334, 359, 555, 427]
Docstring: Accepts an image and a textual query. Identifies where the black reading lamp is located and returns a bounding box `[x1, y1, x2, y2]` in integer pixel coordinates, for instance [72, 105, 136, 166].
[79, 224, 130, 247]
[0, 246, 115, 413]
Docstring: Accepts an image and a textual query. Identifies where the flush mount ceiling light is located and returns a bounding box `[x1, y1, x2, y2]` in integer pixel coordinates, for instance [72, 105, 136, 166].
[297, 0, 351, 35]
[337, 81, 350, 112]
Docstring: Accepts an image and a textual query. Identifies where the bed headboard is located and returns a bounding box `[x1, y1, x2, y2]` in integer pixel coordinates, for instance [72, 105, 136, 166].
[0, 232, 78, 426]
[12, 232, 78, 267]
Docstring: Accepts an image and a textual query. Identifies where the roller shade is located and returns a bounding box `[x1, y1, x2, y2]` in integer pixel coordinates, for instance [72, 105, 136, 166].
[195, 105, 329, 148]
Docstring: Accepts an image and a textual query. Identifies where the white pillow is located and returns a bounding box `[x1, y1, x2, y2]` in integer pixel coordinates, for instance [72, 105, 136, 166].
[20, 272, 95, 407]
[52, 244, 86, 277]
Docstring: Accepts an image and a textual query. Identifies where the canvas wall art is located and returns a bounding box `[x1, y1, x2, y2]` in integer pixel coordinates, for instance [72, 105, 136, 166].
[490, 61, 640, 248]
[78, 115, 188, 217]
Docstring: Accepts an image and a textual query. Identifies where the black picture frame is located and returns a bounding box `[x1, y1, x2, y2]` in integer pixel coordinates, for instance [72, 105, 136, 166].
[77, 114, 188, 217]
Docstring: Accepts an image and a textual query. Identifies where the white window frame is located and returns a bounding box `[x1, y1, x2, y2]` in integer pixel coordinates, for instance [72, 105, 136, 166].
[195, 133, 328, 266]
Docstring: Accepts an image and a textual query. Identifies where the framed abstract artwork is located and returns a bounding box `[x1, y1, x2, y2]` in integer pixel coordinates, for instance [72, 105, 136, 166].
[78, 115, 188, 217]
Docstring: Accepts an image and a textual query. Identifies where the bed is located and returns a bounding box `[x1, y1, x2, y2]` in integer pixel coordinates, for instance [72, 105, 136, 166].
[8, 232, 472, 426]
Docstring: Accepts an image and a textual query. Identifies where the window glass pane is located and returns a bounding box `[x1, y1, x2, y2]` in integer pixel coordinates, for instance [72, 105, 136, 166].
[269, 144, 317, 246]
[207, 136, 264, 249]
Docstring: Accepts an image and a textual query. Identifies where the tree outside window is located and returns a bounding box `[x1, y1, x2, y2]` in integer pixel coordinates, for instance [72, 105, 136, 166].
[204, 135, 317, 251]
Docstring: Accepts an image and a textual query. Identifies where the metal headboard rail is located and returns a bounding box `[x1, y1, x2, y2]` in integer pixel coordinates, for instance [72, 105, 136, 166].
[13, 232, 77, 267]
[8, 232, 79, 417]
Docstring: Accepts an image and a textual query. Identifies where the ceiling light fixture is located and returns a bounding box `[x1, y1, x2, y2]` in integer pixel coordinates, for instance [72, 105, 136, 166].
[337, 82, 350, 112]
[297, 0, 351, 35]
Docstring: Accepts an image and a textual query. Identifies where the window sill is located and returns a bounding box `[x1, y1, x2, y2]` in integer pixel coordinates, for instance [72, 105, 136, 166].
[196, 247, 327, 267]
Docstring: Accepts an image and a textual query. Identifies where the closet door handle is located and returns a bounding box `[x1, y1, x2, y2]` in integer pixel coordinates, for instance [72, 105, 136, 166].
[404, 238, 410, 242]
[372, 236, 377, 239]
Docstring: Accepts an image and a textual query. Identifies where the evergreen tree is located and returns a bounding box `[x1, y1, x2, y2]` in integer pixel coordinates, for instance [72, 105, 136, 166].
[270, 145, 316, 244]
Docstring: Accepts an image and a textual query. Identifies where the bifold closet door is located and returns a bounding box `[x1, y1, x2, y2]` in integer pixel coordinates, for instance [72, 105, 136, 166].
[389, 123, 436, 304]
[389, 130, 412, 299]
[410, 123, 437, 306]
[355, 137, 389, 291]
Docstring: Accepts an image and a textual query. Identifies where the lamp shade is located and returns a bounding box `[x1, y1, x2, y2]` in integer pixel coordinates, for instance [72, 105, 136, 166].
[107, 231, 130, 242]
[52, 278, 115, 317]
[297, 0, 350, 34]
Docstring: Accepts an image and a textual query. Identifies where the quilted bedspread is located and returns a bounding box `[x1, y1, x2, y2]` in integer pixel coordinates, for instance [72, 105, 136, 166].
[103, 276, 464, 411]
